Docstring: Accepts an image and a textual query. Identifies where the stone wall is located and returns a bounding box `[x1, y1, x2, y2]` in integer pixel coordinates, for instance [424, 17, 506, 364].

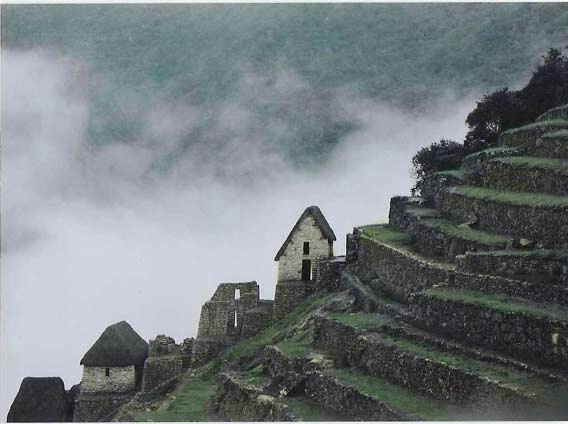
[480, 159, 568, 196]
[273, 281, 311, 320]
[498, 122, 568, 150]
[141, 356, 184, 393]
[457, 251, 568, 285]
[314, 256, 346, 291]
[197, 282, 260, 338]
[313, 316, 532, 408]
[277, 215, 332, 282]
[241, 301, 274, 338]
[356, 235, 451, 302]
[304, 373, 410, 421]
[209, 373, 294, 421]
[410, 293, 568, 369]
[345, 229, 361, 264]
[191, 336, 233, 368]
[73, 392, 133, 422]
[536, 104, 568, 122]
[389, 196, 510, 262]
[80, 366, 136, 394]
[434, 188, 568, 248]
[419, 172, 465, 199]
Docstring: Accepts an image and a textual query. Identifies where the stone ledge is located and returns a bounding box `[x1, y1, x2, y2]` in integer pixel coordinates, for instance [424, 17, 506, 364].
[480, 157, 568, 196]
[498, 120, 568, 153]
[313, 316, 536, 408]
[536, 104, 568, 122]
[434, 187, 568, 248]
[390, 196, 512, 262]
[410, 289, 568, 369]
[304, 372, 412, 421]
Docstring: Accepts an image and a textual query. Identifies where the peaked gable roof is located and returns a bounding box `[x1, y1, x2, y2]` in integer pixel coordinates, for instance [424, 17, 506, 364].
[275, 206, 336, 261]
[80, 321, 148, 367]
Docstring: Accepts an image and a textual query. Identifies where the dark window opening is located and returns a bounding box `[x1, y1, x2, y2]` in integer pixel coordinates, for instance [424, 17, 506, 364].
[301, 259, 312, 281]
[303, 242, 310, 255]
[105, 368, 110, 377]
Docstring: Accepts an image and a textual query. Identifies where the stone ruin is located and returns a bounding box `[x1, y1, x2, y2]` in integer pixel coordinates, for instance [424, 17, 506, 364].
[140, 335, 193, 393]
[192, 281, 273, 367]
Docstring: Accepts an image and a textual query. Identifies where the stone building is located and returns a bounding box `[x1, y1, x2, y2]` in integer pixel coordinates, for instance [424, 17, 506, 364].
[192, 281, 274, 366]
[273, 206, 336, 319]
[73, 321, 148, 422]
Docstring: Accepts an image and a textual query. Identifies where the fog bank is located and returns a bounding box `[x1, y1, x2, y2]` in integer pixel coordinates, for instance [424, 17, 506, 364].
[1, 49, 472, 418]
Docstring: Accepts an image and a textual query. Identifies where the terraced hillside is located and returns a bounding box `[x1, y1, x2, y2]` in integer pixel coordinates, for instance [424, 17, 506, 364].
[116, 105, 568, 421]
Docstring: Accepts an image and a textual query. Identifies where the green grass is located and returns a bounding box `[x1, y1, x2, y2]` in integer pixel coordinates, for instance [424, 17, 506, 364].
[238, 364, 269, 387]
[276, 339, 315, 358]
[542, 129, 568, 139]
[224, 292, 334, 362]
[134, 293, 333, 421]
[423, 218, 511, 245]
[326, 312, 554, 400]
[422, 287, 568, 320]
[432, 169, 465, 179]
[470, 249, 568, 259]
[328, 312, 392, 331]
[493, 156, 568, 172]
[327, 368, 451, 420]
[453, 185, 568, 207]
[283, 397, 347, 421]
[464, 146, 522, 160]
[134, 360, 222, 422]
[501, 119, 568, 134]
[360, 224, 414, 246]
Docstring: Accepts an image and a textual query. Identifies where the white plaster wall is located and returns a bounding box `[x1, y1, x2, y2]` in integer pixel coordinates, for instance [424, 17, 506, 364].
[80, 366, 136, 393]
[277, 215, 332, 282]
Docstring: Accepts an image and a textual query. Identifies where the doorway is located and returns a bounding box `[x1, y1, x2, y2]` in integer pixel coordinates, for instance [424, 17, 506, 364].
[301, 259, 312, 281]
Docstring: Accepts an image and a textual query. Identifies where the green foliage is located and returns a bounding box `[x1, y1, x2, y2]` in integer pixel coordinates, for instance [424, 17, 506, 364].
[411, 139, 467, 195]
[422, 288, 568, 320]
[239, 365, 269, 387]
[327, 368, 451, 420]
[465, 48, 568, 151]
[454, 185, 568, 207]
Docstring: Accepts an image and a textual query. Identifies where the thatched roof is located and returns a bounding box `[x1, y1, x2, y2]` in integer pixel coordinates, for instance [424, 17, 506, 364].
[80, 321, 148, 367]
[275, 206, 336, 261]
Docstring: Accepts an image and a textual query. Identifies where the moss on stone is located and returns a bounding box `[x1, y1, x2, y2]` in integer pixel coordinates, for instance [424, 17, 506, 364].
[327, 368, 451, 420]
[542, 129, 568, 139]
[422, 218, 511, 245]
[501, 119, 568, 135]
[360, 224, 414, 246]
[470, 249, 568, 259]
[432, 169, 466, 179]
[453, 185, 568, 207]
[422, 288, 568, 321]
[493, 156, 568, 173]
[464, 146, 522, 160]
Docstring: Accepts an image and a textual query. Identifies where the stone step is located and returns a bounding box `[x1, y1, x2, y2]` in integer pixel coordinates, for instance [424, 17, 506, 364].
[355, 224, 456, 302]
[410, 287, 568, 369]
[306, 368, 455, 421]
[354, 224, 564, 304]
[434, 185, 568, 248]
[498, 120, 568, 158]
[389, 196, 513, 262]
[456, 249, 568, 286]
[314, 314, 568, 416]
[479, 156, 568, 196]
[462, 146, 525, 176]
[532, 130, 568, 159]
[536, 104, 568, 122]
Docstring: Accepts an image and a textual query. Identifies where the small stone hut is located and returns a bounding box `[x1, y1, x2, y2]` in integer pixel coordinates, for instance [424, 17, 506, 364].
[73, 321, 148, 421]
[273, 206, 336, 319]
